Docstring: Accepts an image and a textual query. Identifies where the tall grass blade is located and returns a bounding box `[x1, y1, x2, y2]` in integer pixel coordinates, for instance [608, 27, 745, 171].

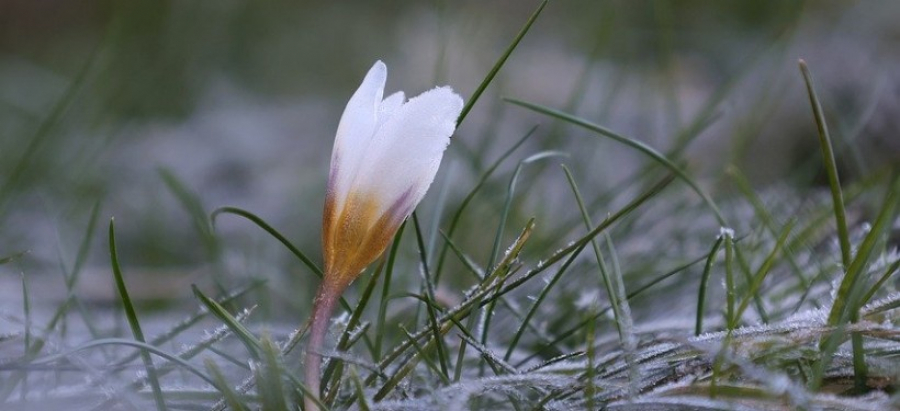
[798, 59, 851, 267]
[108, 218, 167, 411]
[456, 0, 549, 126]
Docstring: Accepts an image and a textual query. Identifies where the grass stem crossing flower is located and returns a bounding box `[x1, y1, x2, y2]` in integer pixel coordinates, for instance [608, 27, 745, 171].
[304, 61, 463, 409]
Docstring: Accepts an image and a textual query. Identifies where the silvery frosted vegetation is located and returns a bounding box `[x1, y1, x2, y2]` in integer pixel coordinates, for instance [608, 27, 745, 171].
[1, 1, 899, 410]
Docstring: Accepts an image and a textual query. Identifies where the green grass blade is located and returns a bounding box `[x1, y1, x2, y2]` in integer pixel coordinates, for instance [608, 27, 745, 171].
[108, 218, 167, 411]
[456, 0, 548, 126]
[798, 59, 851, 267]
[733, 221, 794, 325]
[862, 259, 900, 306]
[411, 213, 450, 378]
[256, 336, 290, 411]
[561, 166, 626, 337]
[827, 176, 900, 326]
[724, 232, 736, 330]
[695, 236, 724, 336]
[348, 367, 371, 411]
[204, 359, 250, 411]
[488, 151, 567, 270]
[435, 126, 536, 283]
[210, 206, 354, 315]
[192, 285, 262, 359]
[210, 206, 322, 278]
[374, 222, 405, 362]
[159, 168, 219, 258]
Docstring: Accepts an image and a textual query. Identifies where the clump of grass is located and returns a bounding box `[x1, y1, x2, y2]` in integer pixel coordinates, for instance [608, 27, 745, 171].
[2, 2, 900, 411]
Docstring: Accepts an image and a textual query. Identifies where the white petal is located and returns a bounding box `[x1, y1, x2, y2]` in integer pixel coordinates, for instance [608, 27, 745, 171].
[352, 86, 464, 223]
[329, 61, 387, 208]
[377, 91, 405, 130]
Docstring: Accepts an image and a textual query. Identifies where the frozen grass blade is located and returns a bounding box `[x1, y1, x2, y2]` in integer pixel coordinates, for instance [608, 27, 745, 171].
[506, 98, 726, 225]
[799, 59, 851, 267]
[600, 233, 639, 396]
[204, 359, 250, 411]
[256, 336, 290, 411]
[827, 176, 900, 326]
[477, 151, 564, 376]
[695, 236, 724, 336]
[192, 285, 262, 359]
[108, 218, 167, 411]
[822, 176, 900, 391]
[367, 220, 534, 393]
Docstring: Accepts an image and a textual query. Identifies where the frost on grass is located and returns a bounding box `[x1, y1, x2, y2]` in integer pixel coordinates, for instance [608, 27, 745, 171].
[373, 373, 576, 411]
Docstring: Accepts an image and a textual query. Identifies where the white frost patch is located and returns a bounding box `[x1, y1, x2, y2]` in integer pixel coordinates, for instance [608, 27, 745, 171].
[718, 226, 735, 239]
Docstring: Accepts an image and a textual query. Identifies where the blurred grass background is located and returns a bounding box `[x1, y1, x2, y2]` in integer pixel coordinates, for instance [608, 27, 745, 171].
[1, 0, 898, 312]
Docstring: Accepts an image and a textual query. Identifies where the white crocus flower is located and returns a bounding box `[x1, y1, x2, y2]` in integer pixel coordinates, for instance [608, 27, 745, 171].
[305, 61, 463, 409]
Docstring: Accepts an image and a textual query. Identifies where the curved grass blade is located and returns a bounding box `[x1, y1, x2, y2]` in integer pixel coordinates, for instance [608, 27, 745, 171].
[210, 207, 353, 314]
[488, 151, 568, 270]
[211, 206, 322, 278]
[26, 338, 217, 388]
[506, 98, 726, 225]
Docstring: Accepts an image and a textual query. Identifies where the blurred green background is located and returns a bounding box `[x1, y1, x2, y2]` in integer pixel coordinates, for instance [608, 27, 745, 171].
[1, 0, 898, 311]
